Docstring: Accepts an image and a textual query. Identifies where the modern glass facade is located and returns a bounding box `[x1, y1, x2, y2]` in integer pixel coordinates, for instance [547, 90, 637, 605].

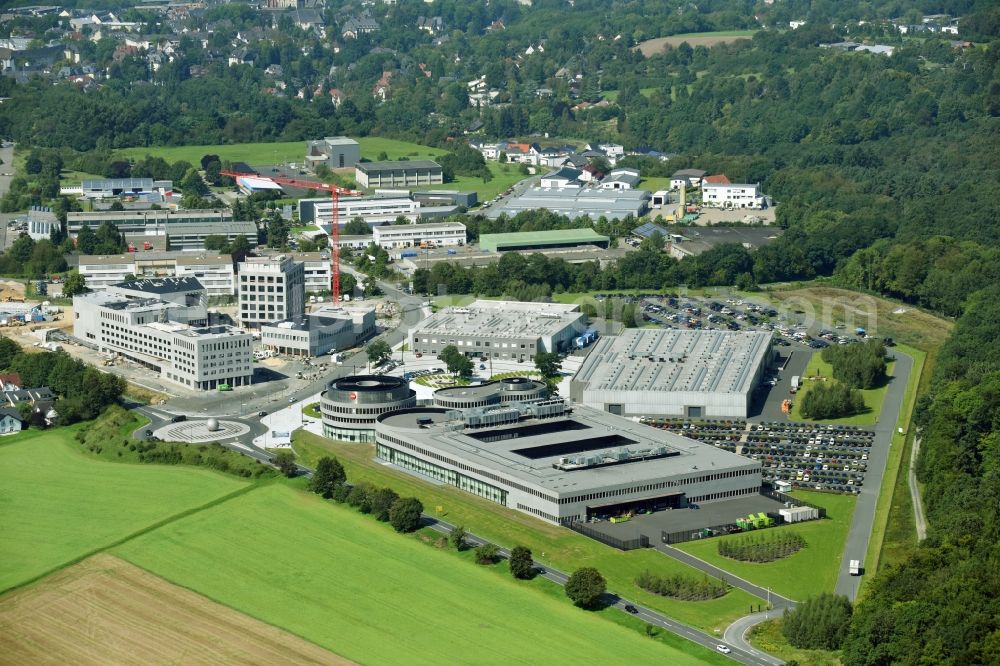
[377, 443, 508, 505]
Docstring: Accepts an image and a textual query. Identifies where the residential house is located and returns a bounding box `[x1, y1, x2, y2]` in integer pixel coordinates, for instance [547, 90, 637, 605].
[228, 47, 254, 67]
[0, 407, 22, 435]
[372, 71, 392, 101]
[0, 373, 22, 391]
[342, 17, 379, 39]
[579, 163, 604, 183]
[417, 16, 443, 34]
[702, 174, 730, 186]
[504, 142, 542, 165]
[2, 387, 55, 408]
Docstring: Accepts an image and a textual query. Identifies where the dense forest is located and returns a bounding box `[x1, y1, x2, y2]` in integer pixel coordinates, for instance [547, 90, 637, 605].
[841, 287, 1000, 665]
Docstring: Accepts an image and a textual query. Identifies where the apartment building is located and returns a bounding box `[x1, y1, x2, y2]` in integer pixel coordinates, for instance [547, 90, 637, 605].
[237, 255, 305, 329]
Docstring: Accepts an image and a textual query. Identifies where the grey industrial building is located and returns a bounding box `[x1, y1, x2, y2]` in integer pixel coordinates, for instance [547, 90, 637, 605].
[305, 136, 361, 169]
[374, 400, 761, 525]
[260, 305, 375, 357]
[67, 209, 257, 251]
[80, 177, 173, 199]
[320, 375, 417, 442]
[485, 186, 650, 221]
[408, 300, 587, 360]
[570, 329, 773, 419]
[355, 160, 444, 189]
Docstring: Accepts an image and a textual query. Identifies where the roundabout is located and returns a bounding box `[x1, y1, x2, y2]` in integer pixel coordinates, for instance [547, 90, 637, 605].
[152, 419, 251, 444]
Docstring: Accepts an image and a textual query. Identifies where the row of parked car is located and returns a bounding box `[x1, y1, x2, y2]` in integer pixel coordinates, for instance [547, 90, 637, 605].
[642, 418, 875, 494]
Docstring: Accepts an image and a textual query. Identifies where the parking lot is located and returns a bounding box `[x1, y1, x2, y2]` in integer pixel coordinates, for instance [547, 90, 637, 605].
[642, 418, 874, 495]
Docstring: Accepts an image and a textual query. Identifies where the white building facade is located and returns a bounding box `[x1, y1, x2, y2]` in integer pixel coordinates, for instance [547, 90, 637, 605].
[373, 222, 466, 248]
[237, 256, 305, 329]
[701, 183, 764, 209]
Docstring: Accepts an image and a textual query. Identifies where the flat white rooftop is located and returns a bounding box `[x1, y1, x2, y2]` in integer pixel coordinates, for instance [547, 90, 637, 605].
[573, 329, 772, 395]
[412, 300, 583, 340]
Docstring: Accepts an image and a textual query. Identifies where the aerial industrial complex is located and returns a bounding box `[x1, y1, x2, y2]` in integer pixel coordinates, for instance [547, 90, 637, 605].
[571, 329, 773, 419]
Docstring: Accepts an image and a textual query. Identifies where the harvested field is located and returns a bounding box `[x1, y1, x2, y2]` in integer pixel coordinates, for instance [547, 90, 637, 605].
[636, 31, 755, 57]
[0, 554, 350, 666]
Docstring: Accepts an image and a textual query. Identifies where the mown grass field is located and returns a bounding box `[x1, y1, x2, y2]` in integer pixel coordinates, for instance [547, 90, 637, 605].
[0, 428, 249, 593]
[636, 31, 757, 56]
[292, 431, 759, 633]
[790, 353, 895, 426]
[675, 490, 857, 601]
[114, 483, 715, 666]
[116, 137, 445, 167]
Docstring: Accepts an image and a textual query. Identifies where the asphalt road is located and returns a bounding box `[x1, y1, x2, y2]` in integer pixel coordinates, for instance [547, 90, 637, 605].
[908, 434, 927, 542]
[834, 348, 913, 599]
[724, 612, 784, 666]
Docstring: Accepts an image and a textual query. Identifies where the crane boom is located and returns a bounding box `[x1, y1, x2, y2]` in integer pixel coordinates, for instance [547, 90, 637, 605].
[221, 170, 362, 303]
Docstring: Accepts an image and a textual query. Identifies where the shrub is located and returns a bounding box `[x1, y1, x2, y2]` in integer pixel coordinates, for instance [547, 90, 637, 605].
[475, 542, 499, 564]
[389, 497, 423, 533]
[635, 571, 729, 601]
[718, 531, 806, 563]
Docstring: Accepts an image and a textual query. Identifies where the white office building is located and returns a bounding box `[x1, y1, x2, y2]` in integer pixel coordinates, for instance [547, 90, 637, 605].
[260, 305, 376, 357]
[298, 196, 420, 227]
[237, 255, 305, 329]
[73, 287, 253, 391]
[373, 222, 466, 249]
[570, 329, 773, 419]
[701, 183, 764, 209]
[408, 300, 586, 360]
[76, 253, 235, 295]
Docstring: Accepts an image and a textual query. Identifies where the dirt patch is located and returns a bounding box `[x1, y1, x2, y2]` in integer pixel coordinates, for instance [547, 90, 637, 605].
[0, 279, 25, 301]
[0, 554, 352, 666]
[636, 34, 752, 57]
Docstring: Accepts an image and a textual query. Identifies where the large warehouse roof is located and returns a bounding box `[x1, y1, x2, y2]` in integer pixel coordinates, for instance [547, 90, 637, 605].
[410, 299, 583, 340]
[479, 228, 609, 252]
[573, 329, 772, 395]
[376, 403, 758, 495]
[485, 186, 649, 221]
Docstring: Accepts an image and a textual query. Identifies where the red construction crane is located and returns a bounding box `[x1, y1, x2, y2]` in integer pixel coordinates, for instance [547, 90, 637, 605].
[222, 171, 362, 304]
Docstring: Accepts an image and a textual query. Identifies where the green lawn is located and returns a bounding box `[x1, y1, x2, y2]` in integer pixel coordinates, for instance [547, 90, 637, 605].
[292, 432, 759, 634]
[114, 484, 717, 665]
[640, 176, 674, 193]
[450, 161, 526, 202]
[603, 87, 657, 102]
[669, 30, 758, 38]
[675, 491, 857, 601]
[0, 428, 250, 593]
[790, 353, 895, 426]
[116, 137, 445, 168]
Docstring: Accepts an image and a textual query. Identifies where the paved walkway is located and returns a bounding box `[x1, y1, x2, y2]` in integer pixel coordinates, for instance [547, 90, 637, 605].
[909, 434, 927, 542]
[834, 349, 913, 600]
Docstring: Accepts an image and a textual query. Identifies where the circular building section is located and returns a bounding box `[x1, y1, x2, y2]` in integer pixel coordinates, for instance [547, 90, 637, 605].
[320, 375, 416, 443]
[496, 377, 549, 403]
[433, 376, 549, 410]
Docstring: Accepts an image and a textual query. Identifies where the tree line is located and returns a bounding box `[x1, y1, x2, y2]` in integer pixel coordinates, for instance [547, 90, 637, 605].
[635, 570, 730, 601]
[821, 339, 887, 390]
[0, 337, 125, 425]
